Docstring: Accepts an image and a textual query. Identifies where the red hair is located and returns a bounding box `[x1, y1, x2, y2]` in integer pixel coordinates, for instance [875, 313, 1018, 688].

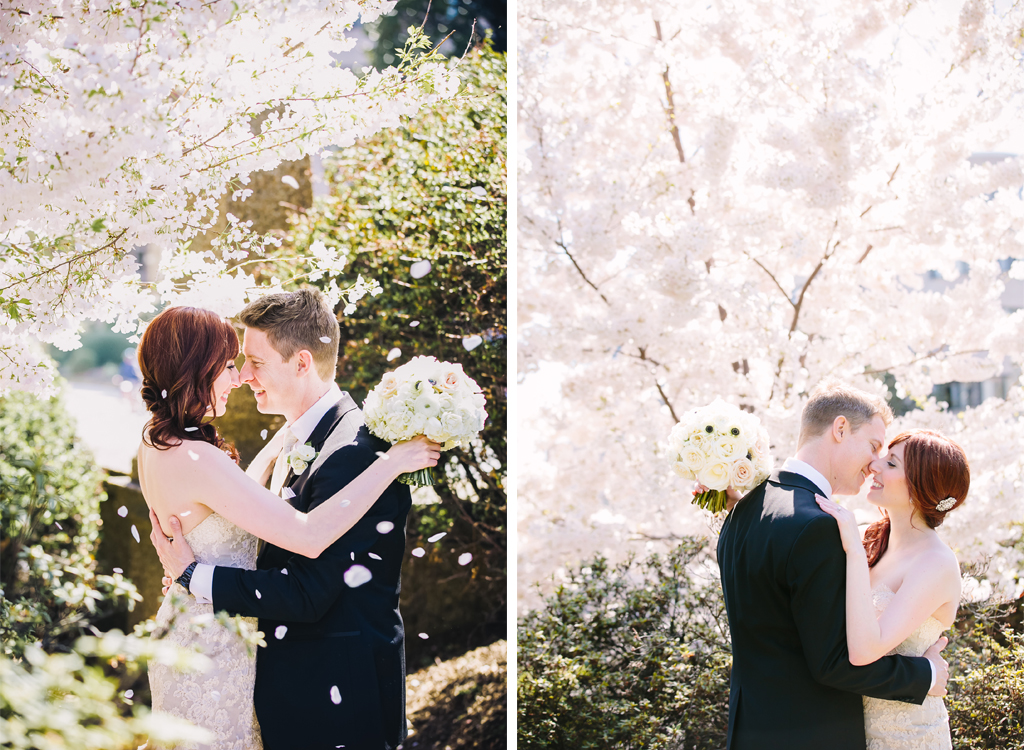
[863, 429, 970, 567]
[137, 307, 240, 462]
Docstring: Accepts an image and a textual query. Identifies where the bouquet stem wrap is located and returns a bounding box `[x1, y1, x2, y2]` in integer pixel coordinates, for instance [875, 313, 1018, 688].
[693, 488, 730, 514]
[398, 468, 437, 487]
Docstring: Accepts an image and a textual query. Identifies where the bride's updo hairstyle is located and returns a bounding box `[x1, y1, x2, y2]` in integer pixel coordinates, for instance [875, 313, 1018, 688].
[137, 306, 240, 462]
[862, 429, 969, 567]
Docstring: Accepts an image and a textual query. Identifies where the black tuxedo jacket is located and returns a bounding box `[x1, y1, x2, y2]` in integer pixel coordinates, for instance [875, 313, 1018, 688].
[212, 396, 412, 750]
[716, 470, 932, 750]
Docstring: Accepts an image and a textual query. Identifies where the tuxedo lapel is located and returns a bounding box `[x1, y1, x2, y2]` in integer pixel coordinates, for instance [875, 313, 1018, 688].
[284, 392, 360, 509]
[256, 392, 359, 565]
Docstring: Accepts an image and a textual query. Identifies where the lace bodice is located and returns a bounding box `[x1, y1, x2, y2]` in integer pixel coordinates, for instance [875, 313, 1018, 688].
[184, 512, 260, 569]
[862, 583, 951, 750]
[150, 512, 262, 750]
[871, 583, 945, 658]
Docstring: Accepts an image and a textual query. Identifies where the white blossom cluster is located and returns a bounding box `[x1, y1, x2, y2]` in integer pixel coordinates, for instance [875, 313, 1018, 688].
[363, 356, 487, 450]
[518, 0, 1024, 611]
[0, 0, 458, 395]
[668, 400, 772, 493]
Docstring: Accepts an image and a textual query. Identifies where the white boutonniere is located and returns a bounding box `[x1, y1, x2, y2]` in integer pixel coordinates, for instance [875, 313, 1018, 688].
[286, 442, 319, 475]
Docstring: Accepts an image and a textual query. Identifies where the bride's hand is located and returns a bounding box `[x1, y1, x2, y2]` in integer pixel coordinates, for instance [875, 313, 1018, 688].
[386, 435, 442, 474]
[814, 494, 862, 553]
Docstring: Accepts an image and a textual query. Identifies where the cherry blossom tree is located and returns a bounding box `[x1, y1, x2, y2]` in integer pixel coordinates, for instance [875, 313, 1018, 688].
[518, 0, 1024, 611]
[0, 0, 458, 395]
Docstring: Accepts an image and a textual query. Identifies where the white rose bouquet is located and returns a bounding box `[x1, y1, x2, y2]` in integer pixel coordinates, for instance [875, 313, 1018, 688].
[363, 355, 487, 486]
[667, 399, 773, 513]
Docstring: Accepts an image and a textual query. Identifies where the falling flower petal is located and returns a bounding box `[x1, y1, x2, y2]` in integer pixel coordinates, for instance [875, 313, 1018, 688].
[184, 427, 198, 432]
[281, 568, 288, 575]
[161, 390, 167, 398]
[281, 175, 300, 189]
[350, 552, 355, 560]
[55, 521, 62, 530]
[188, 450, 199, 461]
[375, 451, 389, 460]
[418, 632, 429, 639]
[131, 525, 140, 543]
[320, 336, 331, 343]
[376, 521, 394, 534]
[458, 553, 473, 566]
[330, 685, 342, 704]
[261, 429, 268, 440]
[409, 320, 420, 327]
[181, 510, 191, 517]
[462, 335, 483, 351]
[118, 506, 128, 517]
[255, 589, 262, 599]
[125, 690, 134, 699]
[113, 567, 123, 574]
[411, 547, 425, 558]
[275, 625, 288, 639]
[343, 565, 372, 588]
[410, 260, 431, 279]
[368, 552, 382, 560]
[427, 532, 447, 543]
[470, 186, 487, 197]
[339, 499, 350, 507]
[387, 347, 401, 362]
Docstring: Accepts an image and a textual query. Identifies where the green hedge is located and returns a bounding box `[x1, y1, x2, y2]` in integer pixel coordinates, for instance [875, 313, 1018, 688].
[0, 386, 141, 658]
[518, 540, 1024, 750]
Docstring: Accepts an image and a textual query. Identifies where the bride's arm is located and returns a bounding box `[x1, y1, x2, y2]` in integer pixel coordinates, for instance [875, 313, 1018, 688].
[815, 495, 959, 666]
[184, 436, 439, 557]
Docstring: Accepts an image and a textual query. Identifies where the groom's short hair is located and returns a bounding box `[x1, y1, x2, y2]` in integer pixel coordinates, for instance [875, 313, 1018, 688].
[798, 379, 893, 447]
[237, 289, 340, 381]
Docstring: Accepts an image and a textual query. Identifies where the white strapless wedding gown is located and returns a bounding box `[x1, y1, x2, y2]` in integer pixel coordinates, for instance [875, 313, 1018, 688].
[863, 583, 951, 750]
[149, 513, 263, 750]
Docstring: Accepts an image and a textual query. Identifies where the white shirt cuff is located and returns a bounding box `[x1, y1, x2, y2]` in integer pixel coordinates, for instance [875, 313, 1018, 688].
[928, 659, 936, 690]
[189, 563, 215, 604]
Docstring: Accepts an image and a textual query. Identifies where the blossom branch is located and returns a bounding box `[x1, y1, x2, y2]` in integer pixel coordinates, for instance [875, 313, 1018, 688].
[654, 20, 685, 164]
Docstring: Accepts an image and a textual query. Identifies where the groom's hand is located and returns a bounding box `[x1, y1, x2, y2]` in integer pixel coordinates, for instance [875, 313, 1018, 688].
[924, 636, 950, 696]
[148, 508, 196, 581]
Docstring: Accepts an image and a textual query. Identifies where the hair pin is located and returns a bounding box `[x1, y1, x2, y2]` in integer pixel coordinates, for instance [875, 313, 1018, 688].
[935, 496, 956, 512]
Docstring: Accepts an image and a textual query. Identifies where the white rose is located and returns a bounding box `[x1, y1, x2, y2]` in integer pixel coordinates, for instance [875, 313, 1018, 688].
[289, 458, 308, 474]
[713, 438, 742, 461]
[294, 444, 316, 462]
[680, 445, 706, 474]
[699, 461, 731, 491]
[729, 458, 756, 490]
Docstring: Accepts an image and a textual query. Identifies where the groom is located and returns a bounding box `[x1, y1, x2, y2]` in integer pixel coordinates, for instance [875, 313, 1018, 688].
[151, 289, 411, 750]
[717, 379, 949, 749]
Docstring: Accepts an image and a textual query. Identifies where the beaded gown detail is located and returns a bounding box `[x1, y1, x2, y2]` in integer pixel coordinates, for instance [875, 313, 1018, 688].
[862, 584, 951, 750]
[149, 513, 262, 750]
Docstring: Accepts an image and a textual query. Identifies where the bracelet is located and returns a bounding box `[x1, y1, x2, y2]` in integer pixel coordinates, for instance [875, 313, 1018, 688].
[175, 561, 198, 593]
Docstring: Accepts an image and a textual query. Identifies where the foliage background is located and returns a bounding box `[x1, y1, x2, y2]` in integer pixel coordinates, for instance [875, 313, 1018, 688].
[287, 40, 508, 666]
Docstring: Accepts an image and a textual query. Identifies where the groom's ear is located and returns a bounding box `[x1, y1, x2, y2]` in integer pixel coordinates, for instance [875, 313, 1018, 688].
[293, 349, 316, 377]
[831, 415, 849, 442]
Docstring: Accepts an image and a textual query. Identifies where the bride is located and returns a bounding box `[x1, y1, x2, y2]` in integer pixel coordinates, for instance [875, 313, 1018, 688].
[816, 429, 968, 750]
[135, 305, 440, 749]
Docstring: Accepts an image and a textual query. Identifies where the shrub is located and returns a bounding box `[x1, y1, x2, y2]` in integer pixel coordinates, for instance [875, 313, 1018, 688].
[517, 540, 732, 750]
[947, 598, 1024, 749]
[0, 629, 213, 750]
[0, 386, 141, 658]
[518, 539, 1024, 750]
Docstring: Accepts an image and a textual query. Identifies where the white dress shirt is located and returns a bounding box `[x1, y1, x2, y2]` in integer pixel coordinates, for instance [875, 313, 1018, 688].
[779, 457, 833, 499]
[189, 384, 345, 603]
